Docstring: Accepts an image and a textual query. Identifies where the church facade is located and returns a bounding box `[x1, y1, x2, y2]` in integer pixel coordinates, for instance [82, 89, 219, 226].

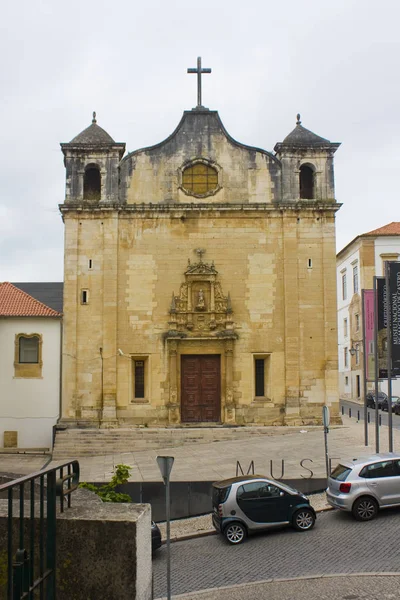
[60, 87, 341, 428]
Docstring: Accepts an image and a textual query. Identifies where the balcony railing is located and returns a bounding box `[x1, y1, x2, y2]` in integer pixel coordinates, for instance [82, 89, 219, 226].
[0, 459, 80, 599]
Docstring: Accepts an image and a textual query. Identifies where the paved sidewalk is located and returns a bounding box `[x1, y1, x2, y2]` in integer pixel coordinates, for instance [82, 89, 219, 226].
[1, 415, 397, 485]
[158, 573, 400, 600]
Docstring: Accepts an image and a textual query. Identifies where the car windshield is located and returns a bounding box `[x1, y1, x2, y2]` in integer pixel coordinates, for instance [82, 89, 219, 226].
[330, 464, 352, 481]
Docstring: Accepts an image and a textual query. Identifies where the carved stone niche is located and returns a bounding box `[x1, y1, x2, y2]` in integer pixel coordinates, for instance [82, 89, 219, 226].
[168, 257, 236, 338]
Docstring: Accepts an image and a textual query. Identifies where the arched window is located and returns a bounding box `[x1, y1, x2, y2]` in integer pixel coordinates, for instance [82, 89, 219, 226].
[299, 165, 315, 199]
[83, 164, 101, 201]
[182, 163, 218, 196]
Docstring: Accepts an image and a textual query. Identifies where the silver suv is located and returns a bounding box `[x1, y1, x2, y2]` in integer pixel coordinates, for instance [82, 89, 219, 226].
[326, 453, 400, 521]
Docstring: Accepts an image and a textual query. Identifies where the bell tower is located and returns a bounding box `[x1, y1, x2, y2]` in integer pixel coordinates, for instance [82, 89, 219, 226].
[60, 112, 125, 204]
[274, 114, 340, 203]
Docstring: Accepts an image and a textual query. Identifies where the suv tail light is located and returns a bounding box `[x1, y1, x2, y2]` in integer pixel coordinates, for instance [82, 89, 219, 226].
[218, 504, 223, 517]
[339, 483, 352, 494]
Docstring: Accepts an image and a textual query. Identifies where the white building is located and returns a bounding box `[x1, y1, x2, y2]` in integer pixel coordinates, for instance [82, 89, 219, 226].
[0, 282, 62, 449]
[337, 222, 400, 401]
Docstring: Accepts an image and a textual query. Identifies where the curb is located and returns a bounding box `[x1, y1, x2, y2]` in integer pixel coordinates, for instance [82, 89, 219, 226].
[161, 504, 334, 544]
[155, 571, 400, 599]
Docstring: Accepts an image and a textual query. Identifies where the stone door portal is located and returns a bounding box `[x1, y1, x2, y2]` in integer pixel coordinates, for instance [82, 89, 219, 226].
[181, 355, 221, 422]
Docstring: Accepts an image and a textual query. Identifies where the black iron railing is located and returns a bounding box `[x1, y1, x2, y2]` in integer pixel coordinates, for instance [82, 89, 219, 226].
[0, 459, 80, 599]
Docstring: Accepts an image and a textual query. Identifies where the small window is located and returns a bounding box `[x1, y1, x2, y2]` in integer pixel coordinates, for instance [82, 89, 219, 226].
[14, 334, 42, 378]
[255, 359, 265, 397]
[237, 482, 267, 501]
[355, 344, 360, 366]
[182, 163, 218, 196]
[345, 376, 349, 386]
[81, 290, 89, 305]
[344, 318, 348, 338]
[299, 165, 315, 199]
[131, 356, 149, 402]
[83, 164, 101, 201]
[308, 258, 312, 268]
[134, 360, 145, 399]
[258, 483, 282, 498]
[353, 265, 359, 294]
[342, 273, 347, 300]
[359, 461, 395, 479]
[355, 314, 360, 332]
[19, 336, 39, 363]
[344, 347, 348, 368]
[88, 259, 93, 270]
[253, 355, 271, 399]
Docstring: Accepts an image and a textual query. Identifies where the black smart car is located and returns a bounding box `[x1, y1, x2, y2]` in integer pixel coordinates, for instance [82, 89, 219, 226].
[212, 475, 316, 544]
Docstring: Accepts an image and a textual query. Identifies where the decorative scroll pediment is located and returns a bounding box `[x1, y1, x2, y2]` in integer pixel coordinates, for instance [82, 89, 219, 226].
[185, 258, 217, 275]
[168, 255, 236, 338]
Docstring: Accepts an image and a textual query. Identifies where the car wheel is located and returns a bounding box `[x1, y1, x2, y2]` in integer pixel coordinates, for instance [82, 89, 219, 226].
[352, 496, 378, 521]
[292, 508, 315, 531]
[224, 522, 247, 545]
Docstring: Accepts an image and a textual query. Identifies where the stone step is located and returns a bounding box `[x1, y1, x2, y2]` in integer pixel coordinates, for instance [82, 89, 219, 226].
[52, 426, 278, 458]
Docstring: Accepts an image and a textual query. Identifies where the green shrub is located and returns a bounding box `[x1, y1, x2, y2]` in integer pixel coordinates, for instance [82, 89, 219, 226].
[79, 464, 132, 503]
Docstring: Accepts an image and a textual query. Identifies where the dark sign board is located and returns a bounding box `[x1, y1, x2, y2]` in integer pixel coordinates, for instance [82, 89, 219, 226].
[389, 262, 400, 376]
[363, 289, 375, 381]
[376, 277, 388, 378]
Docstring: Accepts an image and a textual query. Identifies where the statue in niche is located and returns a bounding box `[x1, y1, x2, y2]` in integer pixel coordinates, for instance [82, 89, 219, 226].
[196, 289, 206, 311]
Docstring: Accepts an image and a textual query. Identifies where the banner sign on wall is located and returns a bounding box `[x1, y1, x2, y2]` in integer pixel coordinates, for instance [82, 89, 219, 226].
[389, 262, 400, 376]
[376, 277, 388, 379]
[363, 289, 375, 381]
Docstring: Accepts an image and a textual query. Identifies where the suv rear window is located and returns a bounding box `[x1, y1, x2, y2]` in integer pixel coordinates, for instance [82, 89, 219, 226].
[330, 464, 352, 481]
[212, 485, 231, 506]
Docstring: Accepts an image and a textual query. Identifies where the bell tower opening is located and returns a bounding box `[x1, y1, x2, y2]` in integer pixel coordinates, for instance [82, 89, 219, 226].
[83, 164, 101, 201]
[299, 164, 315, 199]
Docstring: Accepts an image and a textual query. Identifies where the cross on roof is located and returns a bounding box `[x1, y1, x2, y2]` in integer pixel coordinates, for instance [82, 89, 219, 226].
[187, 57, 211, 108]
[195, 248, 206, 262]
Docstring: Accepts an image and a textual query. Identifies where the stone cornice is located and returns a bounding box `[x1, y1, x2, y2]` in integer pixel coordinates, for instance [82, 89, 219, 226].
[59, 201, 341, 217]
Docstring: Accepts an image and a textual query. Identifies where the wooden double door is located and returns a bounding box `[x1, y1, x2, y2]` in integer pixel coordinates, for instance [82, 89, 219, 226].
[181, 355, 221, 423]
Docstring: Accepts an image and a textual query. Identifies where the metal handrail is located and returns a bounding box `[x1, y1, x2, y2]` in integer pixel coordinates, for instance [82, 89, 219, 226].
[0, 459, 80, 599]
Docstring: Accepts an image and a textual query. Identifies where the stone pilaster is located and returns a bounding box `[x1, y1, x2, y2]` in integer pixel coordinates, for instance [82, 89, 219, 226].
[100, 214, 119, 427]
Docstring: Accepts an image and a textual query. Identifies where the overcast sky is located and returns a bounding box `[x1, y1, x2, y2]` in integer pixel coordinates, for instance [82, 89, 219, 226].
[1, 0, 399, 281]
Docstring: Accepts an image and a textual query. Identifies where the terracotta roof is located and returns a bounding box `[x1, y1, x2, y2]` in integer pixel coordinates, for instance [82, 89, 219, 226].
[364, 222, 400, 236]
[0, 282, 61, 317]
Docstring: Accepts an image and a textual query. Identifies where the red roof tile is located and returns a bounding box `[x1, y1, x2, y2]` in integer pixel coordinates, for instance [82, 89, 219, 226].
[0, 282, 61, 317]
[364, 222, 400, 236]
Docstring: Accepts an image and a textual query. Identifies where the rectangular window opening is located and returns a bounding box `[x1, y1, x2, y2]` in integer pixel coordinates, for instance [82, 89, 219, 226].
[134, 360, 145, 399]
[344, 318, 348, 338]
[342, 273, 347, 300]
[81, 289, 89, 305]
[308, 258, 312, 268]
[255, 359, 265, 397]
[253, 355, 271, 399]
[353, 265, 359, 294]
[19, 336, 39, 364]
[88, 259, 93, 270]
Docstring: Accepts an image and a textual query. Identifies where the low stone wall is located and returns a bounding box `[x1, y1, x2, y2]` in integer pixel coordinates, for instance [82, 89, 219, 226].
[0, 489, 152, 600]
[115, 478, 327, 521]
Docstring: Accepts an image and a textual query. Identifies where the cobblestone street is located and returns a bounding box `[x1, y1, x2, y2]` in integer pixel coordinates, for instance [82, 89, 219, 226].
[153, 509, 400, 598]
